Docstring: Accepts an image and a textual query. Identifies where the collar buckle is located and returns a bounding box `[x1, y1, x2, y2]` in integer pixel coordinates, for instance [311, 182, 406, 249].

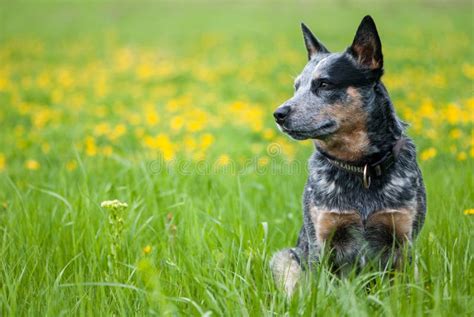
[363, 164, 371, 189]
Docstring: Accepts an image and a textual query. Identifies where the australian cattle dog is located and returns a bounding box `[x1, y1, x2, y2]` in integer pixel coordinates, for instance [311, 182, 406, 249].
[270, 15, 426, 295]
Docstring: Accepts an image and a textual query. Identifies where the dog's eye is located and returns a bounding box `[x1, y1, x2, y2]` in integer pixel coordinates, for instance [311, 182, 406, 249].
[320, 82, 330, 89]
[311, 79, 334, 93]
[318, 80, 334, 90]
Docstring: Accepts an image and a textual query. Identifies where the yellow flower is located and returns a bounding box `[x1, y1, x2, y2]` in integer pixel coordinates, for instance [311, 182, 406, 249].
[216, 154, 231, 167]
[462, 63, 474, 80]
[464, 209, 474, 215]
[420, 148, 437, 161]
[457, 152, 467, 161]
[262, 128, 275, 140]
[419, 99, 435, 119]
[143, 245, 152, 255]
[145, 103, 160, 126]
[26, 159, 40, 170]
[94, 122, 110, 136]
[170, 116, 184, 131]
[66, 160, 77, 171]
[109, 124, 127, 140]
[449, 129, 462, 139]
[136, 63, 154, 80]
[85, 136, 97, 156]
[444, 103, 462, 124]
[102, 146, 113, 156]
[258, 156, 270, 167]
[0, 153, 5, 171]
[200, 133, 214, 148]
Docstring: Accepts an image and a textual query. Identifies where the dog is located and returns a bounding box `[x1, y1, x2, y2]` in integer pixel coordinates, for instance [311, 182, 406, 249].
[270, 15, 426, 296]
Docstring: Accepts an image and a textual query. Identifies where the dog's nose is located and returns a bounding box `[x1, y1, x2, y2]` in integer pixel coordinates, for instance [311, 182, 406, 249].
[273, 105, 291, 124]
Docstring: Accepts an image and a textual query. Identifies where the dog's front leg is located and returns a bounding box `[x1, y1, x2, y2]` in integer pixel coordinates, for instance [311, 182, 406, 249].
[270, 248, 303, 296]
[365, 209, 415, 270]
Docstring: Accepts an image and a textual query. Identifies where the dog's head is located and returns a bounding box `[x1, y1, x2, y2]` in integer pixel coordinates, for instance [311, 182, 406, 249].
[274, 16, 384, 158]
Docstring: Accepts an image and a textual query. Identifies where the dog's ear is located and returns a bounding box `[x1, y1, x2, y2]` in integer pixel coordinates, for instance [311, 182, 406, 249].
[301, 23, 329, 60]
[349, 15, 383, 70]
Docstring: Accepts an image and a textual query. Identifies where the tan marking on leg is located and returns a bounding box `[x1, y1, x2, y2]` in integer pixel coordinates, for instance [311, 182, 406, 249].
[366, 208, 416, 269]
[310, 207, 362, 243]
[367, 208, 415, 240]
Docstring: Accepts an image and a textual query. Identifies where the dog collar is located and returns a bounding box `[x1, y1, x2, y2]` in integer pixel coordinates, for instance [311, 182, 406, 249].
[318, 138, 406, 189]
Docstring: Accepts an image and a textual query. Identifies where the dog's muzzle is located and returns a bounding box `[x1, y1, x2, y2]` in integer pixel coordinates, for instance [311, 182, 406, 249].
[273, 105, 291, 125]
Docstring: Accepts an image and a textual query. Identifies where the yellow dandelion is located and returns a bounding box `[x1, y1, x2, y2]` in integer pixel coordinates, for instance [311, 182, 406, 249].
[144, 135, 158, 149]
[420, 147, 437, 161]
[26, 159, 40, 170]
[136, 63, 154, 80]
[449, 129, 462, 139]
[66, 160, 77, 171]
[216, 154, 231, 167]
[462, 63, 474, 80]
[464, 209, 474, 215]
[425, 128, 437, 140]
[200, 133, 214, 148]
[192, 151, 205, 161]
[85, 136, 97, 156]
[102, 146, 113, 156]
[166, 98, 180, 112]
[262, 128, 275, 140]
[0, 75, 10, 92]
[419, 99, 435, 119]
[258, 156, 270, 167]
[0, 153, 5, 171]
[143, 245, 152, 255]
[94, 122, 110, 136]
[145, 109, 159, 126]
[109, 124, 127, 140]
[444, 103, 462, 124]
[170, 116, 184, 131]
[183, 136, 197, 153]
[456, 152, 467, 161]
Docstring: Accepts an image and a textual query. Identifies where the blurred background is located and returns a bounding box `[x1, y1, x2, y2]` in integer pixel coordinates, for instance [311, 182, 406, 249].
[0, 0, 472, 173]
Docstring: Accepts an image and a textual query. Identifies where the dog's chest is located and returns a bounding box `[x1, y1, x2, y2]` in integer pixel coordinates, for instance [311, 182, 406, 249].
[303, 169, 418, 246]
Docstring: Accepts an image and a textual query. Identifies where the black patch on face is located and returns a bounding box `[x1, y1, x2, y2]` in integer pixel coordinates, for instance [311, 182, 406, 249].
[325, 54, 383, 88]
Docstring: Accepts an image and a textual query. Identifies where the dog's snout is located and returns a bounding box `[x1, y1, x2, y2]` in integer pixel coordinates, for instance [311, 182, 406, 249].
[273, 105, 291, 124]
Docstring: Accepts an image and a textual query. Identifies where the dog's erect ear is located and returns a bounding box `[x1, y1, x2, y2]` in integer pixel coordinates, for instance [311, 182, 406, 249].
[301, 23, 329, 60]
[349, 15, 383, 70]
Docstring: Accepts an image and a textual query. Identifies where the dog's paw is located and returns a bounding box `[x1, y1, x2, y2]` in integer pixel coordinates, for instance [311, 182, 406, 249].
[270, 249, 302, 296]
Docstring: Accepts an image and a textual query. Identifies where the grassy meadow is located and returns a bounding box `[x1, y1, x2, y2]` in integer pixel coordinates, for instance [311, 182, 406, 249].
[0, 0, 473, 315]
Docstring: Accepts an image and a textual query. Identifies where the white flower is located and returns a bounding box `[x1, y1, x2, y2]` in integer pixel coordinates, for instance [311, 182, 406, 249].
[100, 199, 128, 209]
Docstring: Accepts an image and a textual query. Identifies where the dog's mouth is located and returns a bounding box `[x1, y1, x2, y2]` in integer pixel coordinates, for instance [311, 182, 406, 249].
[280, 120, 338, 140]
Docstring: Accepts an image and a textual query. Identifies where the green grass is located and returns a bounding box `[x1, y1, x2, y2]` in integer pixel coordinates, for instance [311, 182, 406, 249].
[0, 0, 473, 315]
